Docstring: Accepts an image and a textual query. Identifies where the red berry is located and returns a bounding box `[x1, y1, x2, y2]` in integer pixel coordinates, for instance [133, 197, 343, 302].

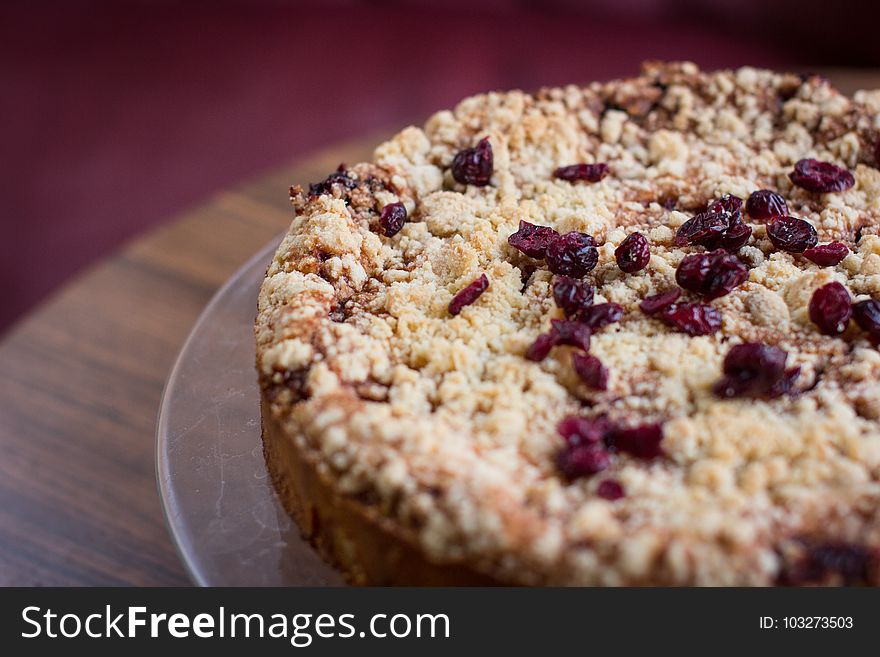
[789, 158, 855, 193]
[554, 163, 609, 183]
[782, 542, 873, 585]
[508, 220, 559, 259]
[525, 319, 593, 362]
[557, 444, 611, 479]
[545, 232, 599, 277]
[558, 415, 611, 446]
[609, 423, 664, 459]
[707, 195, 743, 215]
[556, 417, 665, 480]
[769, 367, 802, 398]
[553, 276, 593, 317]
[713, 342, 798, 399]
[711, 222, 752, 252]
[452, 137, 493, 186]
[615, 232, 651, 273]
[676, 249, 749, 301]
[550, 319, 592, 351]
[639, 289, 681, 315]
[852, 299, 880, 344]
[809, 282, 852, 335]
[448, 274, 489, 316]
[576, 303, 624, 330]
[572, 353, 608, 390]
[746, 190, 788, 222]
[674, 210, 729, 246]
[673, 194, 742, 248]
[704, 197, 751, 254]
[379, 201, 407, 237]
[525, 333, 557, 362]
[674, 195, 744, 249]
[803, 242, 849, 266]
[658, 302, 722, 336]
[279, 368, 310, 402]
[596, 479, 625, 501]
[767, 216, 818, 253]
[309, 165, 356, 197]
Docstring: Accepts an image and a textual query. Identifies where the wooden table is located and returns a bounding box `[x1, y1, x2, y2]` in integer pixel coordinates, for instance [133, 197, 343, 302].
[0, 131, 387, 585]
[1, 70, 878, 586]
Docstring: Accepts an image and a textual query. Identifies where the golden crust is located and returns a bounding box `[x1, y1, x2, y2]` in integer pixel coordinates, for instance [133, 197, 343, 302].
[262, 397, 501, 585]
[257, 62, 880, 585]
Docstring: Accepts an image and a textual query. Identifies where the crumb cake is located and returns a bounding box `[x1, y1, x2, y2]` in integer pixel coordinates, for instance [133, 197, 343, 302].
[256, 62, 880, 586]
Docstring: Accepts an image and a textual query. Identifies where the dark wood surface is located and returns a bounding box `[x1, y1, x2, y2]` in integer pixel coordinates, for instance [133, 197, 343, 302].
[1, 70, 878, 586]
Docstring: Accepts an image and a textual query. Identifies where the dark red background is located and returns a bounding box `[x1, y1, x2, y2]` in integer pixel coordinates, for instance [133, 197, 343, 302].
[1, 0, 877, 334]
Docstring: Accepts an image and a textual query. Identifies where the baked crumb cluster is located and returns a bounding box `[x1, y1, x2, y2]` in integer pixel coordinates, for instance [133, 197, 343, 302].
[256, 62, 880, 585]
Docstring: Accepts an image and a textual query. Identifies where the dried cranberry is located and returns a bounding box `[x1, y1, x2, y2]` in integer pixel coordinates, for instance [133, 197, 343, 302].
[766, 216, 818, 253]
[746, 190, 788, 222]
[596, 479, 625, 501]
[708, 195, 743, 215]
[725, 342, 786, 378]
[545, 232, 599, 277]
[558, 415, 611, 446]
[615, 232, 651, 273]
[674, 211, 731, 247]
[805, 543, 872, 584]
[875, 138, 880, 168]
[550, 319, 592, 351]
[557, 417, 665, 478]
[784, 542, 873, 585]
[608, 423, 664, 459]
[674, 194, 743, 247]
[451, 137, 493, 186]
[379, 201, 407, 237]
[572, 353, 608, 390]
[852, 299, 880, 343]
[576, 303, 624, 330]
[279, 368, 310, 402]
[675, 249, 749, 301]
[803, 241, 849, 266]
[809, 282, 852, 335]
[557, 444, 611, 479]
[710, 222, 752, 252]
[674, 211, 728, 247]
[309, 165, 356, 197]
[789, 158, 855, 193]
[449, 274, 489, 316]
[508, 220, 559, 259]
[554, 163, 609, 183]
[659, 302, 722, 336]
[553, 276, 593, 317]
[525, 333, 557, 362]
[713, 342, 798, 399]
[768, 366, 802, 398]
[639, 289, 681, 315]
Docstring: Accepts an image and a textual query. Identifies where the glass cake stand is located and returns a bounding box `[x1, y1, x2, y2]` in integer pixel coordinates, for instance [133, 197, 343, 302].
[156, 237, 345, 586]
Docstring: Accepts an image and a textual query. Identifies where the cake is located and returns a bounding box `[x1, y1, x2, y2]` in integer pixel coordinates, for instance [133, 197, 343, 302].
[256, 62, 880, 585]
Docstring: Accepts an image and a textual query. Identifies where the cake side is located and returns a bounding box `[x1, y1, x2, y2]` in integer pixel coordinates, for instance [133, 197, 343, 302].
[257, 62, 880, 585]
[261, 397, 502, 585]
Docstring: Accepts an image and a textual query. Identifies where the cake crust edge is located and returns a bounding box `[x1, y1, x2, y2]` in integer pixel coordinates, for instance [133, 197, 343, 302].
[261, 396, 502, 586]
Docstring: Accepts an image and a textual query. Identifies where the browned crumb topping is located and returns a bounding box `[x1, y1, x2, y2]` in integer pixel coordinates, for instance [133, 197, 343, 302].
[257, 62, 880, 585]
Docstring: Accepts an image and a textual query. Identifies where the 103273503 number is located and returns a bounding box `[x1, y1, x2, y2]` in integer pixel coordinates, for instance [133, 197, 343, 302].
[782, 617, 853, 629]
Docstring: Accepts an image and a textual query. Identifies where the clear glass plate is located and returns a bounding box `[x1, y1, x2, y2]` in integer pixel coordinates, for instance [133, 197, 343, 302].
[156, 237, 345, 586]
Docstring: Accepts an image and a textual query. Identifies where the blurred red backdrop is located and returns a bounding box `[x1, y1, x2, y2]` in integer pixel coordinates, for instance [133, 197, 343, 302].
[0, 0, 877, 333]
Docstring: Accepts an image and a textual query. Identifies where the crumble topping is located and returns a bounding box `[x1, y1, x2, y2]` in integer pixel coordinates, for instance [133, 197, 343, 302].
[257, 62, 880, 585]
